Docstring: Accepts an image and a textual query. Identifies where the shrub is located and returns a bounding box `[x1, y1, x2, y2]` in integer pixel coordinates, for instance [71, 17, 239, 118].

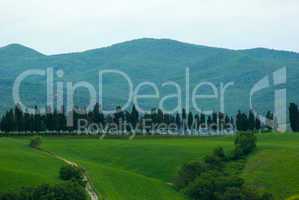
[29, 136, 42, 149]
[230, 145, 244, 160]
[48, 182, 87, 200]
[204, 154, 224, 169]
[59, 165, 86, 186]
[0, 192, 20, 200]
[214, 175, 244, 193]
[184, 172, 270, 200]
[183, 171, 245, 200]
[260, 193, 274, 200]
[183, 170, 219, 200]
[213, 147, 226, 161]
[174, 161, 208, 190]
[0, 182, 87, 200]
[216, 187, 245, 200]
[231, 133, 257, 159]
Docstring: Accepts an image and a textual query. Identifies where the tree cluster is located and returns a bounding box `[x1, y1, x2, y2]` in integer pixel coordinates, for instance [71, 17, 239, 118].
[0, 165, 87, 200]
[0, 182, 86, 200]
[29, 136, 42, 148]
[235, 110, 275, 132]
[174, 133, 272, 200]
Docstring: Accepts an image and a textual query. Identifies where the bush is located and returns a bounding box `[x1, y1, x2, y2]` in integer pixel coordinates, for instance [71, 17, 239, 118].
[214, 175, 244, 193]
[183, 170, 219, 200]
[33, 182, 87, 200]
[59, 165, 86, 186]
[260, 193, 274, 200]
[213, 147, 226, 161]
[217, 187, 245, 200]
[231, 133, 257, 159]
[0, 193, 19, 200]
[183, 171, 270, 200]
[183, 171, 244, 200]
[0, 182, 87, 200]
[204, 154, 224, 169]
[174, 161, 208, 190]
[230, 145, 244, 160]
[29, 136, 42, 148]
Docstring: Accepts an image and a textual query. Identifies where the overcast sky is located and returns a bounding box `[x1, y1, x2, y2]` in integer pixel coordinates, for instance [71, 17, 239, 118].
[0, 0, 298, 54]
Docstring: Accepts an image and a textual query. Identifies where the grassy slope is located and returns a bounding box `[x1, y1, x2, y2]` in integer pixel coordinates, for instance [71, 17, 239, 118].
[242, 133, 299, 199]
[42, 136, 234, 200]
[0, 138, 63, 192]
[1, 134, 299, 199]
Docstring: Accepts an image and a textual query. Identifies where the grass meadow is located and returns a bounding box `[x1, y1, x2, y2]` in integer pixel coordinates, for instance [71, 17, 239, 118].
[0, 133, 298, 199]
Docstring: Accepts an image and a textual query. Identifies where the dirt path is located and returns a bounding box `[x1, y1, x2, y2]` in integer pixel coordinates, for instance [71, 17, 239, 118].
[38, 149, 100, 200]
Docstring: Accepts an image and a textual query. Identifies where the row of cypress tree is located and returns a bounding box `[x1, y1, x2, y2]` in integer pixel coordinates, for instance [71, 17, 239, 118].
[0, 103, 291, 133]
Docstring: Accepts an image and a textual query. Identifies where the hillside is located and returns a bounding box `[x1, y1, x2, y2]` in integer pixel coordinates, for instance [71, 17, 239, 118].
[0, 138, 63, 192]
[1, 134, 299, 199]
[0, 38, 299, 114]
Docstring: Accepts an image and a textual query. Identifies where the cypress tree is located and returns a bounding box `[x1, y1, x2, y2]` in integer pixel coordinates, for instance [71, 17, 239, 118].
[207, 116, 212, 132]
[230, 116, 234, 130]
[200, 113, 206, 129]
[236, 110, 242, 131]
[212, 112, 218, 131]
[224, 115, 230, 130]
[266, 111, 273, 131]
[194, 114, 200, 132]
[187, 112, 193, 131]
[241, 112, 249, 131]
[289, 103, 299, 132]
[255, 115, 261, 132]
[131, 104, 139, 130]
[175, 112, 181, 131]
[14, 105, 24, 132]
[182, 108, 187, 132]
[248, 110, 256, 131]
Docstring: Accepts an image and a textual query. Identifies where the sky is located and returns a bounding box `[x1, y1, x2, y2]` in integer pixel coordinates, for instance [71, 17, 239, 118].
[0, 0, 298, 54]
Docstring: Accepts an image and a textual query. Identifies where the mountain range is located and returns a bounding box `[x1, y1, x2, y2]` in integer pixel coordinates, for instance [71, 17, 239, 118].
[0, 38, 298, 115]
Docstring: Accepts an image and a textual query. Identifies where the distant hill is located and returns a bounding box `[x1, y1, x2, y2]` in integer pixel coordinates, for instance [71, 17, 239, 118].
[0, 38, 298, 114]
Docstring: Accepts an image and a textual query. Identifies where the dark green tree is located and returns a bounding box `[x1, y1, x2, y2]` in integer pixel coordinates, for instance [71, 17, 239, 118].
[248, 110, 256, 131]
[187, 112, 194, 131]
[289, 103, 299, 132]
[131, 104, 139, 130]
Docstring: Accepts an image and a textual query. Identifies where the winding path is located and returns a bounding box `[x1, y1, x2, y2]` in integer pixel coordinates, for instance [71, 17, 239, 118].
[38, 148, 100, 200]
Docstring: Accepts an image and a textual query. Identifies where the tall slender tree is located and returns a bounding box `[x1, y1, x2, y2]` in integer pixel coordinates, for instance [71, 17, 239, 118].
[289, 103, 299, 132]
[131, 104, 139, 130]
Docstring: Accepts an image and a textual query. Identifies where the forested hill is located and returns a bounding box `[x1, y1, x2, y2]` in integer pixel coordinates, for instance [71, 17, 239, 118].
[0, 38, 299, 114]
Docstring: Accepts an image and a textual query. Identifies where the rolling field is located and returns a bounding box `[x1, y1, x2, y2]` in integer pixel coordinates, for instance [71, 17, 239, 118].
[0, 134, 298, 199]
[0, 138, 64, 192]
[243, 134, 299, 199]
[42, 136, 234, 200]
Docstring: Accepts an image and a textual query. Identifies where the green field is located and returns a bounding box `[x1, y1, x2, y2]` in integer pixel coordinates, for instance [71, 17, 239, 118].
[0, 138, 64, 192]
[242, 134, 299, 199]
[0, 134, 298, 200]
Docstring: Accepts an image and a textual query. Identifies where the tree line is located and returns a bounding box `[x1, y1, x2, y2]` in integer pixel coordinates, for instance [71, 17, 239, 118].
[0, 103, 298, 134]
